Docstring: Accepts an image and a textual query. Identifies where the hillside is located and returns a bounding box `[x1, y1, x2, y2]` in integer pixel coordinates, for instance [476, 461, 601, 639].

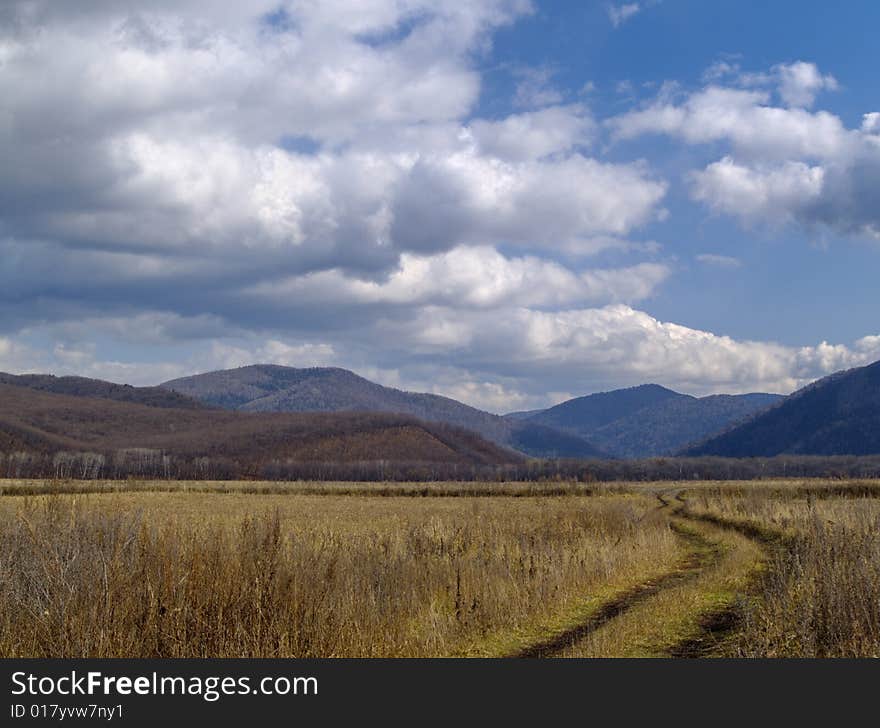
[525, 384, 686, 437]
[0, 384, 519, 469]
[588, 392, 783, 458]
[162, 365, 605, 458]
[502, 409, 545, 421]
[684, 361, 880, 457]
[515, 385, 781, 458]
[0, 372, 207, 410]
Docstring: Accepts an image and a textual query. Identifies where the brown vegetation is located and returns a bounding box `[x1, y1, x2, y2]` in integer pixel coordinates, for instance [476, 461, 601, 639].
[1, 478, 879, 658]
[684, 483, 880, 657]
[0, 372, 207, 410]
[0, 491, 677, 657]
[0, 384, 520, 479]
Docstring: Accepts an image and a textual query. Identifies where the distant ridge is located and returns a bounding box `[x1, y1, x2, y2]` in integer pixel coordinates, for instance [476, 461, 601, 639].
[0, 372, 207, 410]
[587, 392, 782, 458]
[0, 383, 519, 468]
[524, 384, 684, 436]
[1, 365, 792, 461]
[684, 360, 880, 456]
[515, 384, 781, 457]
[162, 365, 606, 458]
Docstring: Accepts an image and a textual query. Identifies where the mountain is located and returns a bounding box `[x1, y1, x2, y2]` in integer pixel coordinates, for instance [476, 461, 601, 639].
[162, 365, 606, 458]
[524, 384, 686, 436]
[0, 372, 206, 410]
[516, 384, 782, 458]
[588, 393, 783, 458]
[503, 409, 546, 421]
[0, 384, 518, 468]
[684, 360, 880, 457]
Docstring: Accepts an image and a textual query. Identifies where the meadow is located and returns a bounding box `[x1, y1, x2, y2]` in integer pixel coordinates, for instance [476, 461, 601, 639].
[1, 478, 878, 658]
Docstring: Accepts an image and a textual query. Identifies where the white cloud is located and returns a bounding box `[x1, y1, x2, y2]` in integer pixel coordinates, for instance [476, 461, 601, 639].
[202, 340, 338, 373]
[775, 61, 838, 108]
[370, 304, 880, 397]
[609, 86, 851, 161]
[2, 6, 878, 415]
[50, 345, 188, 386]
[0, 1, 532, 144]
[862, 112, 880, 134]
[0, 337, 42, 373]
[4, 303, 880, 411]
[609, 62, 880, 239]
[0, 1, 666, 280]
[468, 105, 595, 161]
[608, 3, 642, 28]
[699, 60, 837, 109]
[246, 247, 671, 309]
[691, 157, 825, 226]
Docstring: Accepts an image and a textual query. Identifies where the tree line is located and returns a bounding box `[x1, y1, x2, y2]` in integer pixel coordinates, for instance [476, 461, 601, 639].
[4, 449, 880, 482]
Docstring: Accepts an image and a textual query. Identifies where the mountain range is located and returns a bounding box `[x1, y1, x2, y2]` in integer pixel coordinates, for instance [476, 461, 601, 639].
[3, 356, 879, 466]
[162, 365, 605, 458]
[163, 366, 783, 459]
[0, 382, 516, 471]
[685, 360, 880, 457]
[516, 384, 783, 458]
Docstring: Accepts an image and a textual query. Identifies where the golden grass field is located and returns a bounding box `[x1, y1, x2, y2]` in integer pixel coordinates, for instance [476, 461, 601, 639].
[1, 478, 878, 658]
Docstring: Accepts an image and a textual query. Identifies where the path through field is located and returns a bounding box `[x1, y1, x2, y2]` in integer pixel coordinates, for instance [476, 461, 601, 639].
[511, 490, 772, 658]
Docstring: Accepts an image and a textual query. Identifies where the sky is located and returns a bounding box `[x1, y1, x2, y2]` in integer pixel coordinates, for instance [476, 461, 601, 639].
[1, 0, 879, 413]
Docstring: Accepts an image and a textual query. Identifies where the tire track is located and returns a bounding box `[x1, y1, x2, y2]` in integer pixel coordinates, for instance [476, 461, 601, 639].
[512, 493, 720, 658]
[512, 489, 772, 659]
[661, 489, 779, 658]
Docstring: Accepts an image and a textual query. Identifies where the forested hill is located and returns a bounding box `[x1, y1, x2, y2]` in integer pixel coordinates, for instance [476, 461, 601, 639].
[0, 383, 521, 478]
[162, 365, 606, 458]
[0, 372, 206, 410]
[587, 392, 782, 458]
[516, 385, 782, 458]
[684, 360, 880, 457]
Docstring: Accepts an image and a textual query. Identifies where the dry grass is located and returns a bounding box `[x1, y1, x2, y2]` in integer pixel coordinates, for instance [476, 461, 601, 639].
[0, 490, 679, 657]
[3, 478, 880, 658]
[685, 487, 880, 657]
[557, 516, 764, 657]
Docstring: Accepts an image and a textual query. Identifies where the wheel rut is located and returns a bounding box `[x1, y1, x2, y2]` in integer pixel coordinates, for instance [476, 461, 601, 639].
[665, 490, 787, 658]
[511, 489, 771, 659]
[512, 492, 719, 658]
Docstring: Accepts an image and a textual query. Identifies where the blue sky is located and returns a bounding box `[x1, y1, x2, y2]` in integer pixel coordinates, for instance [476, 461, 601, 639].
[0, 1, 878, 412]
[485, 0, 880, 344]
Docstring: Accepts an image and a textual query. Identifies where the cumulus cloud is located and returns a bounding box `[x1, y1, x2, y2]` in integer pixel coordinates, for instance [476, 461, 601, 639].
[690, 157, 825, 226]
[2, 4, 878, 412]
[5, 305, 880, 411]
[609, 62, 880, 239]
[0, 337, 42, 373]
[467, 105, 595, 161]
[0, 1, 529, 143]
[775, 61, 838, 108]
[245, 247, 671, 310]
[863, 112, 880, 134]
[0, 2, 553, 257]
[369, 304, 880, 398]
[699, 60, 838, 109]
[0, 4, 665, 281]
[0, 0, 671, 352]
[609, 86, 850, 161]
